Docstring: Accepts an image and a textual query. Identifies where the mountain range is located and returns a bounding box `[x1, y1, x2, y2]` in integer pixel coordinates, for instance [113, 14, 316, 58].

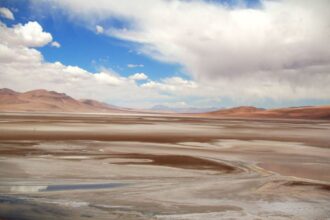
[1, 88, 330, 119]
[150, 104, 218, 113]
[200, 106, 330, 120]
[0, 88, 128, 113]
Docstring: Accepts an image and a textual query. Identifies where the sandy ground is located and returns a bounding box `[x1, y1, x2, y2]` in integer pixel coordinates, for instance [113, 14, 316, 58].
[0, 112, 329, 219]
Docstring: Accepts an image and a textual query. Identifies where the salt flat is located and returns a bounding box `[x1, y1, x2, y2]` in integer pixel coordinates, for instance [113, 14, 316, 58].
[0, 113, 329, 219]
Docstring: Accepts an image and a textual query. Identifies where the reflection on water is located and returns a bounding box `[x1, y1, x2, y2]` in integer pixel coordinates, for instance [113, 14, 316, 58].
[11, 185, 47, 193]
[10, 183, 125, 193]
[41, 183, 125, 191]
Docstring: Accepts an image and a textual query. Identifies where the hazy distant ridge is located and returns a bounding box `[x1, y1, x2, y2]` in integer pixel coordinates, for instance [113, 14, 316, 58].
[200, 106, 330, 120]
[1, 88, 330, 119]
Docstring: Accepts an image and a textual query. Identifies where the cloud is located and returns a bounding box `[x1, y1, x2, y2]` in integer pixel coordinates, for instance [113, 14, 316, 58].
[127, 64, 144, 68]
[0, 7, 14, 20]
[51, 41, 61, 48]
[0, 42, 42, 64]
[13, 21, 52, 47]
[129, 73, 148, 81]
[0, 20, 176, 108]
[141, 77, 198, 92]
[95, 25, 104, 34]
[64, 65, 88, 75]
[50, 0, 330, 103]
[2, 2, 330, 108]
[0, 21, 52, 48]
[94, 72, 124, 85]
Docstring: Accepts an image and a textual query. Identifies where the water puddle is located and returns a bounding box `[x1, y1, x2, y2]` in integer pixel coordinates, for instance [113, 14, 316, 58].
[10, 183, 126, 193]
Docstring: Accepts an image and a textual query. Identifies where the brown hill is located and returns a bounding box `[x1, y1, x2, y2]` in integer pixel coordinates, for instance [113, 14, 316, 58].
[0, 88, 127, 113]
[263, 106, 330, 119]
[0, 88, 26, 104]
[209, 106, 264, 116]
[2, 88, 329, 119]
[202, 105, 330, 120]
[79, 99, 130, 112]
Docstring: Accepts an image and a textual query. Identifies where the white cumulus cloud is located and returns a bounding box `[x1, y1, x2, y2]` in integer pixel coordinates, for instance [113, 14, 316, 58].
[141, 77, 198, 92]
[127, 64, 144, 68]
[94, 72, 123, 85]
[0, 21, 178, 108]
[49, 0, 330, 103]
[3, 1, 330, 108]
[96, 25, 104, 34]
[129, 73, 148, 81]
[0, 21, 53, 47]
[51, 41, 61, 48]
[0, 7, 14, 20]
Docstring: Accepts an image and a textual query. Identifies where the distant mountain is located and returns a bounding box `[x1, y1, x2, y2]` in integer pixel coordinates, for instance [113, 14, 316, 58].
[2, 88, 330, 119]
[80, 99, 118, 110]
[205, 106, 264, 116]
[150, 104, 218, 113]
[0, 88, 128, 113]
[200, 105, 330, 120]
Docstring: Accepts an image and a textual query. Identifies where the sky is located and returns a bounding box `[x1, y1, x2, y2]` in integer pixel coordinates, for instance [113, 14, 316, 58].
[0, 0, 330, 109]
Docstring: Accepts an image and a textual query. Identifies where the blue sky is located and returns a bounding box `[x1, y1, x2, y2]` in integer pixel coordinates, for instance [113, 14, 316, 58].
[0, 0, 329, 108]
[1, 0, 261, 78]
[0, 0, 183, 80]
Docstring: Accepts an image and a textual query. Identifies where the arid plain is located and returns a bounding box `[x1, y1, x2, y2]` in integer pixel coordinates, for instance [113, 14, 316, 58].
[0, 112, 329, 219]
[1, 0, 330, 219]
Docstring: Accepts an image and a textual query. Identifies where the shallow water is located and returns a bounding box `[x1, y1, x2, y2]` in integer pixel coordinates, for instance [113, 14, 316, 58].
[42, 183, 125, 191]
[10, 183, 125, 193]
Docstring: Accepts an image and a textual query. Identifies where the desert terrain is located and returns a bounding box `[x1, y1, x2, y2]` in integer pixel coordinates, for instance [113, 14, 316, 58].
[1, 0, 330, 219]
[0, 112, 329, 219]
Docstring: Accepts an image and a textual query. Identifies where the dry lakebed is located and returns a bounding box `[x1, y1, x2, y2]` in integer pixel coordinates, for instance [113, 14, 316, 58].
[0, 112, 329, 219]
